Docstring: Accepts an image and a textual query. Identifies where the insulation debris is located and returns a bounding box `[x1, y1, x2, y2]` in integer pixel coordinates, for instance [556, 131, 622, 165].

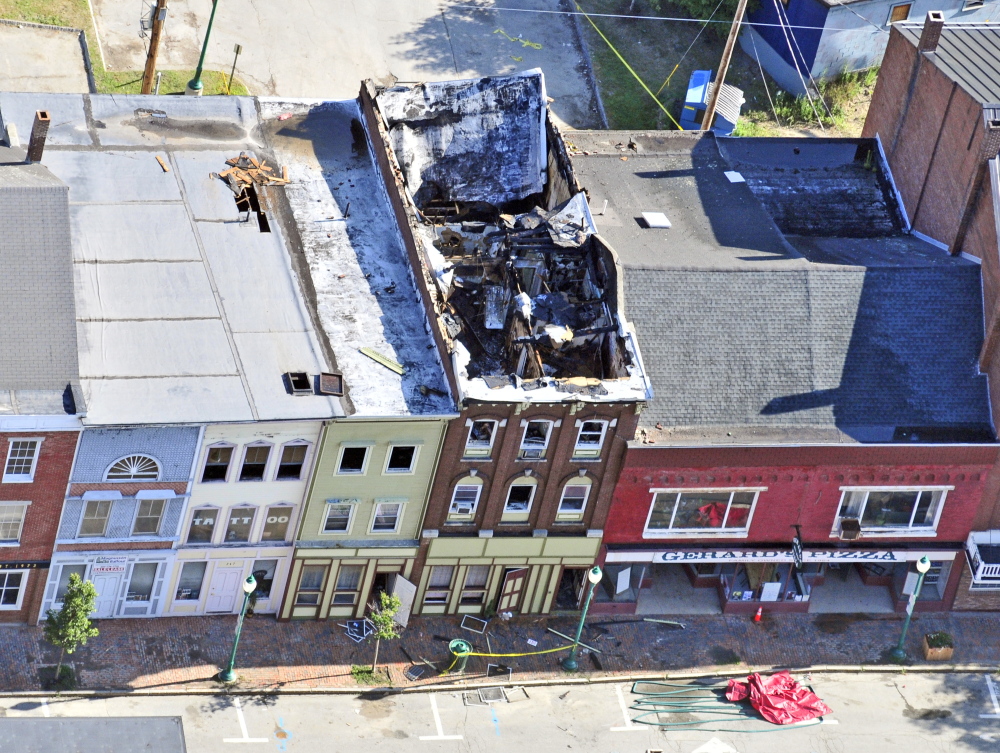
[214, 152, 289, 195]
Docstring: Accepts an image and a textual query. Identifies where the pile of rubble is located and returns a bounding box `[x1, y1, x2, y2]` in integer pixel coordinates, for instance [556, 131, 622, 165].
[213, 152, 289, 195]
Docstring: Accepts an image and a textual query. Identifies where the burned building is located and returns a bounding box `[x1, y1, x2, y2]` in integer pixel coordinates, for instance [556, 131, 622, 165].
[361, 71, 652, 616]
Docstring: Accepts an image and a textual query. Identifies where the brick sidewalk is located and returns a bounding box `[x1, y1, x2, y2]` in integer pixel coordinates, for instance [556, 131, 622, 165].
[5, 611, 997, 692]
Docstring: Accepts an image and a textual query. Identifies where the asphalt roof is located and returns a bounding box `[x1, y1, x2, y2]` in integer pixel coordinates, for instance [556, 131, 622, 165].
[568, 131, 992, 444]
[897, 22, 1000, 104]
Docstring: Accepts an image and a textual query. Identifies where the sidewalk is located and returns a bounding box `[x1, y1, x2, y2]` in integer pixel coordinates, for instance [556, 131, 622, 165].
[6, 611, 999, 693]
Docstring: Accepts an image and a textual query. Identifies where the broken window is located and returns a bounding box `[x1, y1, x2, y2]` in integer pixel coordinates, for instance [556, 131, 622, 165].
[338, 446, 369, 474]
[464, 420, 497, 457]
[502, 482, 536, 523]
[276, 443, 308, 480]
[201, 446, 233, 482]
[385, 445, 417, 473]
[573, 420, 607, 458]
[519, 420, 552, 459]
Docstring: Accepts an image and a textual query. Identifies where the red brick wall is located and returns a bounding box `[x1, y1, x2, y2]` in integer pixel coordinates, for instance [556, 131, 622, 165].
[68, 481, 187, 497]
[55, 541, 172, 552]
[862, 27, 917, 146]
[605, 444, 997, 547]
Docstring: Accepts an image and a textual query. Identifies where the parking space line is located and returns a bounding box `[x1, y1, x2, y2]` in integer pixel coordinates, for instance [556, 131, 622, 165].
[981, 674, 1000, 719]
[418, 694, 463, 741]
[611, 684, 645, 732]
[223, 697, 269, 743]
[40, 700, 50, 718]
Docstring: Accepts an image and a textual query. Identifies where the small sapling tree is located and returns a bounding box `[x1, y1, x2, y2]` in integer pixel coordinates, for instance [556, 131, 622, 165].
[43, 574, 99, 687]
[368, 591, 403, 671]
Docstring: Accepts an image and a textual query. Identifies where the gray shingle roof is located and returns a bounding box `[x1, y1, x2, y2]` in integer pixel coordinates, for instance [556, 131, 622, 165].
[897, 22, 1000, 104]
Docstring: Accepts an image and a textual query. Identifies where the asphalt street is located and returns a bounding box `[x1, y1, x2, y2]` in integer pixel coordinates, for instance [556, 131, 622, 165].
[2, 672, 1000, 752]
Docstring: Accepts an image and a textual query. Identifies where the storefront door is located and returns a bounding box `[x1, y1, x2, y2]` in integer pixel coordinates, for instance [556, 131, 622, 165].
[92, 573, 121, 618]
[207, 567, 243, 612]
[498, 567, 528, 612]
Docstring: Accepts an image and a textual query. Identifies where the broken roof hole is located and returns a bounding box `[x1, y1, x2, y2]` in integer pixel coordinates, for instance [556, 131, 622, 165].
[235, 185, 271, 233]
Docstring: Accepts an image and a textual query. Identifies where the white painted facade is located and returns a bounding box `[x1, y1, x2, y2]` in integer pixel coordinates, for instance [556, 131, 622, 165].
[163, 420, 322, 616]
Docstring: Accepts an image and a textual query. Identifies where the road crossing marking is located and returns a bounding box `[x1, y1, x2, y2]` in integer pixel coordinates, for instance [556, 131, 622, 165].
[981, 674, 1000, 719]
[223, 697, 269, 743]
[610, 684, 645, 732]
[418, 694, 463, 741]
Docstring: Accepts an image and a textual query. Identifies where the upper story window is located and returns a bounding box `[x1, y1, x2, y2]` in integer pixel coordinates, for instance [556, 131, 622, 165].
[261, 504, 294, 541]
[502, 479, 537, 523]
[322, 500, 356, 534]
[447, 479, 483, 522]
[3, 440, 40, 483]
[519, 420, 553, 460]
[186, 507, 219, 544]
[79, 499, 113, 537]
[464, 420, 497, 458]
[276, 443, 309, 480]
[239, 445, 271, 481]
[556, 481, 592, 522]
[337, 446, 370, 475]
[385, 445, 418, 474]
[201, 445, 234, 483]
[106, 455, 160, 481]
[644, 489, 759, 537]
[0, 504, 27, 544]
[132, 499, 166, 536]
[224, 506, 257, 542]
[836, 488, 946, 535]
[572, 421, 608, 459]
[370, 500, 404, 533]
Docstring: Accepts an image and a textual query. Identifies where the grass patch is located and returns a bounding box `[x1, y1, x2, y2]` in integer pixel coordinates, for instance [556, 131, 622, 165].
[94, 68, 249, 96]
[39, 665, 75, 691]
[0, 0, 91, 28]
[351, 665, 390, 686]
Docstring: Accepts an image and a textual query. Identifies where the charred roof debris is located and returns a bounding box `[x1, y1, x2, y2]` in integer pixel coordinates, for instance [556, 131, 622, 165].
[368, 71, 652, 405]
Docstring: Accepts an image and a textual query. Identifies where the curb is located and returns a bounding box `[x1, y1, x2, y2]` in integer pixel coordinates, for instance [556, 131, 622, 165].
[9, 663, 1000, 698]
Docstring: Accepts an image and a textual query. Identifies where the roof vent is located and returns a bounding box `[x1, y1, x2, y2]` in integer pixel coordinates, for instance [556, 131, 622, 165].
[839, 518, 862, 541]
[641, 211, 672, 228]
[285, 371, 313, 395]
[318, 371, 345, 396]
[918, 11, 945, 53]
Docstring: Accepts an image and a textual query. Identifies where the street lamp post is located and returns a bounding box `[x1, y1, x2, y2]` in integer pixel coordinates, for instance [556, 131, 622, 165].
[218, 574, 257, 683]
[562, 566, 603, 672]
[890, 556, 931, 663]
[186, 0, 221, 96]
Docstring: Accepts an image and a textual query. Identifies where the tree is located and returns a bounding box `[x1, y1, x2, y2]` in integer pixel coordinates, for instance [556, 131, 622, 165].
[43, 574, 99, 684]
[367, 591, 402, 671]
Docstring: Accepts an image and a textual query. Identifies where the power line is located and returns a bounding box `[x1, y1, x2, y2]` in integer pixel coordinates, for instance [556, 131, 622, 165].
[443, 2, 887, 33]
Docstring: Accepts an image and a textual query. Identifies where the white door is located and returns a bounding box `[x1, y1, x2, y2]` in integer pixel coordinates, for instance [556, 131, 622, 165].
[206, 568, 243, 613]
[390, 575, 416, 627]
[91, 573, 121, 618]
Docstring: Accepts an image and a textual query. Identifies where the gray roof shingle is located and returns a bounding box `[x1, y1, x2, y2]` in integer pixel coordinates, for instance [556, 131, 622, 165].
[897, 22, 1000, 104]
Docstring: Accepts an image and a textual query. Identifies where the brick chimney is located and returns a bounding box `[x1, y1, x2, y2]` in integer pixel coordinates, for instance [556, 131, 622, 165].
[25, 110, 50, 163]
[918, 11, 945, 52]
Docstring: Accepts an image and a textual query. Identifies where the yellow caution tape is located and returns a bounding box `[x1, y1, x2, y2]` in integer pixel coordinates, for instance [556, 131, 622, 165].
[494, 28, 543, 49]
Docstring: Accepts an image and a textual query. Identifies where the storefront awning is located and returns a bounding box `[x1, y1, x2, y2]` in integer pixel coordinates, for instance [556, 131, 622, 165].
[605, 548, 958, 564]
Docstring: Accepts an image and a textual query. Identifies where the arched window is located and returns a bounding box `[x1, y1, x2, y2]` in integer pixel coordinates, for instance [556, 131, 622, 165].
[556, 477, 593, 522]
[446, 476, 483, 522]
[502, 477, 538, 523]
[105, 455, 160, 481]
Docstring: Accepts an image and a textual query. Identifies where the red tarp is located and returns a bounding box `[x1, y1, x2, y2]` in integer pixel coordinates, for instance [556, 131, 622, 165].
[725, 671, 833, 725]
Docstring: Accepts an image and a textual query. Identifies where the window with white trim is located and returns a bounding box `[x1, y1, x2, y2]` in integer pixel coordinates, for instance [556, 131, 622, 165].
[261, 505, 293, 541]
[502, 480, 536, 522]
[572, 421, 608, 459]
[238, 445, 271, 481]
[186, 507, 219, 543]
[79, 499, 112, 537]
[55, 565, 86, 602]
[836, 488, 945, 533]
[201, 445, 233, 483]
[224, 506, 256, 542]
[132, 499, 165, 535]
[644, 490, 758, 536]
[385, 445, 418, 474]
[175, 562, 207, 601]
[423, 565, 455, 605]
[337, 446, 370, 475]
[371, 500, 403, 533]
[887, 2, 911, 24]
[447, 480, 483, 521]
[106, 454, 160, 481]
[276, 443, 309, 480]
[519, 420, 553, 459]
[3, 440, 40, 483]
[322, 500, 355, 534]
[0, 571, 26, 609]
[460, 565, 490, 605]
[556, 482, 591, 521]
[464, 420, 497, 458]
[0, 504, 26, 543]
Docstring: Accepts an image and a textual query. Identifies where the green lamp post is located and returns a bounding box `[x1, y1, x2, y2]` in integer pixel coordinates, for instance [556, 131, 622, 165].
[562, 566, 603, 672]
[218, 573, 256, 682]
[889, 556, 931, 663]
[186, 0, 221, 96]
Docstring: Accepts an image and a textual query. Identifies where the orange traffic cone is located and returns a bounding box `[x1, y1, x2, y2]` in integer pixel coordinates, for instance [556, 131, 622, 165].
[754, 606, 763, 622]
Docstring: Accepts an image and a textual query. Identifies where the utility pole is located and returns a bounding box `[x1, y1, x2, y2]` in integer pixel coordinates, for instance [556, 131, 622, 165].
[140, 0, 168, 95]
[701, 0, 749, 132]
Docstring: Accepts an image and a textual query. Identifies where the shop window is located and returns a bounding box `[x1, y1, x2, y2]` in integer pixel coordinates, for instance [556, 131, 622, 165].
[0, 571, 24, 609]
[332, 564, 364, 605]
[0, 503, 26, 543]
[132, 499, 166, 536]
[519, 420, 553, 460]
[887, 2, 910, 23]
[79, 499, 113, 537]
[385, 445, 418, 474]
[337, 446, 369, 475]
[502, 481, 536, 523]
[836, 489, 945, 534]
[106, 454, 160, 481]
[261, 505, 293, 542]
[252, 560, 278, 600]
[322, 500, 355, 533]
[460, 565, 490, 605]
[201, 445, 233, 483]
[423, 565, 454, 605]
[186, 508, 219, 544]
[295, 565, 327, 605]
[595, 564, 644, 604]
[371, 500, 403, 533]
[224, 507, 256, 542]
[239, 445, 271, 481]
[126, 563, 158, 602]
[556, 483, 591, 522]
[572, 421, 608, 459]
[276, 443, 308, 480]
[447, 481, 483, 522]
[3, 440, 39, 483]
[175, 562, 207, 601]
[644, 490, 758, 536]
[464, 420, 497, 458]
[55, 565, 87, 602]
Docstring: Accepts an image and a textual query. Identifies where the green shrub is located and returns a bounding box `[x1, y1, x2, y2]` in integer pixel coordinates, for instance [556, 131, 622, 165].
[925, 631, 954, 649]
